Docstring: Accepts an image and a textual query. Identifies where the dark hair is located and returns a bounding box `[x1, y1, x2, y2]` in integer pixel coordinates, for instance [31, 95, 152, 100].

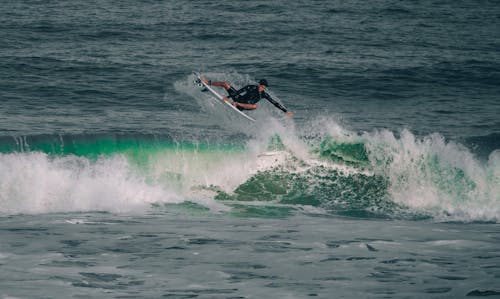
[258, 79, 268, 87]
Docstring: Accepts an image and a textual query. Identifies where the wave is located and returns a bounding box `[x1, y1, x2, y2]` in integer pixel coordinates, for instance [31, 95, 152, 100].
[362, 130, 500, 222]
[0, 121, 499, 222]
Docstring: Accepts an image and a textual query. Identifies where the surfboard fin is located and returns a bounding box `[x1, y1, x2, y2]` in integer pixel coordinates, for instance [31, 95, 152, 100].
[193, 78, 202, 87]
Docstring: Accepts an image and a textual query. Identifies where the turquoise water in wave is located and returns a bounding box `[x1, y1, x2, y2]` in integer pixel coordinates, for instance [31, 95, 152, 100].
[1, 0, 500, 298]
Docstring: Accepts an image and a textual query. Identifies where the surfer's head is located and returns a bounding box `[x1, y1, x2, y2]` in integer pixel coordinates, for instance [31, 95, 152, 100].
[258, 79, 268, 92]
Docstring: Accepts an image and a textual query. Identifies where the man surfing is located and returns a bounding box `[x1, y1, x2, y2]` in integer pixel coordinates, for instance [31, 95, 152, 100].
[201, 77, 293, 117]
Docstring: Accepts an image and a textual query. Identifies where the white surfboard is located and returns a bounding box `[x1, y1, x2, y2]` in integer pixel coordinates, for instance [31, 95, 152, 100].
[193, 71, 256, 122]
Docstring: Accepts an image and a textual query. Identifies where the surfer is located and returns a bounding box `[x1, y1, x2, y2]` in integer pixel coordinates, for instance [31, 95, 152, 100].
[201, 77, 293, 117]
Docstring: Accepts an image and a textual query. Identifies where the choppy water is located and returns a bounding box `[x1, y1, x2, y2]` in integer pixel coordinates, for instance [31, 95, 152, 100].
[1, 213, 500, 298]
[1, 0, 500, 298]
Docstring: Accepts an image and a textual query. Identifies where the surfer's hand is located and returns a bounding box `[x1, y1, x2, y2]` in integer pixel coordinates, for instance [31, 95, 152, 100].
[201, 76, 209, 85]
[223, 97, 230, 103]
[285, 111, 293, 118]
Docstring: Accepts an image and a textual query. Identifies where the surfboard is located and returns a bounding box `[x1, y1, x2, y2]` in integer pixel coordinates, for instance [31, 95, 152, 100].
[193, 71, 256, 122]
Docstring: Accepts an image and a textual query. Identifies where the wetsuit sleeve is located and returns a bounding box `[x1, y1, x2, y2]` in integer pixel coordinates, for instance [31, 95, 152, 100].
[264, 92, 288, 113]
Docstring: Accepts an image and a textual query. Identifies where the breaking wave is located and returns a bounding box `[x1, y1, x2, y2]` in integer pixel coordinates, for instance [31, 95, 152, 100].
[0, 120, 498, 222]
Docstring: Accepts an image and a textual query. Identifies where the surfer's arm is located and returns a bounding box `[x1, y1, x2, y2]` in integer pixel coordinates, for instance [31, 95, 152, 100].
[264, 93, 292, 116]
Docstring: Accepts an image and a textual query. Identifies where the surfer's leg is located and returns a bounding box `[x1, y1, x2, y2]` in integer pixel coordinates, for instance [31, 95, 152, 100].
[210, 81, 231, 91]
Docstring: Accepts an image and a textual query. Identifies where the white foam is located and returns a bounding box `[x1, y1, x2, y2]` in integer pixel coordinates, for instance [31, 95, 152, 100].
[0, 152, 182, 215]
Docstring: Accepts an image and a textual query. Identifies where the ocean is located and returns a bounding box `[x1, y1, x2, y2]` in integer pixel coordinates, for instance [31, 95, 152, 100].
[1, 0, 499, 298]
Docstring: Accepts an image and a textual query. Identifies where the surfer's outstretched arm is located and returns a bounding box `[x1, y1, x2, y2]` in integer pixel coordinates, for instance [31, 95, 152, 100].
[264, 93, 293, 117]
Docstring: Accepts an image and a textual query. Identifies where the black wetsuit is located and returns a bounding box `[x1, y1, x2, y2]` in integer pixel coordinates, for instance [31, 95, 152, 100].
[227, 85, 288, 112]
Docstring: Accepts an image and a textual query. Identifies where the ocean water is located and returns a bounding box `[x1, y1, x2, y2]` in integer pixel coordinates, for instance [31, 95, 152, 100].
[1, 0, 500, 298]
